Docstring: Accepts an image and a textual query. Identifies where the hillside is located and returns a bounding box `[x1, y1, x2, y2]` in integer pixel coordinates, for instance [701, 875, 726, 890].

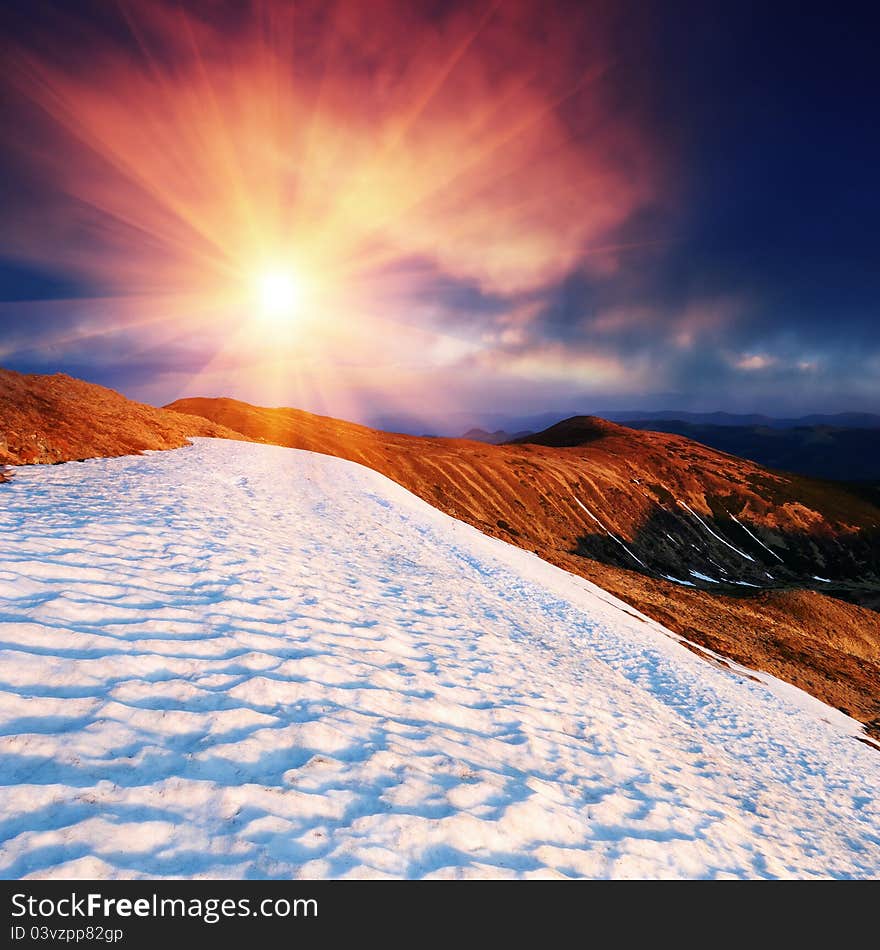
[0, 368, 245, 465]
[1, 439, 877, 878]
[169, 399, 880, 733]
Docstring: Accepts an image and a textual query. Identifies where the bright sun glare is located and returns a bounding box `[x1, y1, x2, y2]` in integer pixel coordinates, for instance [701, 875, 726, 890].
[256, 270, 300, 321]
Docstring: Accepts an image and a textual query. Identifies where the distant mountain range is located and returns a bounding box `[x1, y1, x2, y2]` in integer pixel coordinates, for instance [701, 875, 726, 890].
[603, 410, 880, 429]
[611, 420, 880, 483]
[461, 427, 532, 444]
[455, 408, 880, 437]
[460, 411, 880, 482]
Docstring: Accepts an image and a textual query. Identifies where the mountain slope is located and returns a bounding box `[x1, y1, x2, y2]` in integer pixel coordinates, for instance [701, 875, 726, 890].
[1, 439, 877, 879]
[169, 398, 880, 733]
[511, 416, 880, 598]
[0, 368, 245, 465]
[462, 428, 532, 444]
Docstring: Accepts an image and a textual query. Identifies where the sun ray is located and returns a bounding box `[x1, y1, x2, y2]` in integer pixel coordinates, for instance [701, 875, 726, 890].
[0, 0, 659, 415]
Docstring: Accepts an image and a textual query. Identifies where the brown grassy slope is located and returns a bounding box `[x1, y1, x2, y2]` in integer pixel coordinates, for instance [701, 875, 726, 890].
[0, 369, 246, 465]
[168, 396, 880, 734]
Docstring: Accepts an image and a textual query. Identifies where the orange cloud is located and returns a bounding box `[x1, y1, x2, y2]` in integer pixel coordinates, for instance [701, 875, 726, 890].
[734, 353, 778, 371]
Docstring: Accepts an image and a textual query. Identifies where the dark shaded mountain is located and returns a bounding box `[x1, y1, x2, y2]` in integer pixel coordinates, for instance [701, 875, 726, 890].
[619, 419, 880, 482]
[511, 415, 629, 447]
[603, 409, 880, 429]
[462, 427, 532, 444]
[452, 409, 880, 443]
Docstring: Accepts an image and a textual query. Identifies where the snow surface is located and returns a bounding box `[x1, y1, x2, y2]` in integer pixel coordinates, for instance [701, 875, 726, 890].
[0, 439, 878, 880]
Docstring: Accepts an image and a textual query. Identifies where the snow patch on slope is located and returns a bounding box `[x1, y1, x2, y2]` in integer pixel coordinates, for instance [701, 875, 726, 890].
[678, 500, 755, 561]
[572, 496, 647, 568]
[689, 570, 719, 584]
[729, 513, 784, 562]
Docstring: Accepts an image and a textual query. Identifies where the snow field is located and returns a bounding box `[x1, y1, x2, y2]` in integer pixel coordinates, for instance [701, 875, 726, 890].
[0, 439, 877, 879]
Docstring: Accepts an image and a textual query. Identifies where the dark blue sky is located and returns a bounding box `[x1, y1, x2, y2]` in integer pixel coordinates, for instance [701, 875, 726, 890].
[0, 1, 877, 427]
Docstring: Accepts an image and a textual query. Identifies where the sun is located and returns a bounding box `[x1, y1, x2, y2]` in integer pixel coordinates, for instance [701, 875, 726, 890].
[255, 269, 301, 321]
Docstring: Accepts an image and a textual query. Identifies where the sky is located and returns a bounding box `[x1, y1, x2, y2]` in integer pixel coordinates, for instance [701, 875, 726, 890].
[0, 0, 877, 432]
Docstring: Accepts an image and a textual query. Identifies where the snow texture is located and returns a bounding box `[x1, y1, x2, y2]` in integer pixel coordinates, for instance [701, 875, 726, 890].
[0, 439, 878, 880]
